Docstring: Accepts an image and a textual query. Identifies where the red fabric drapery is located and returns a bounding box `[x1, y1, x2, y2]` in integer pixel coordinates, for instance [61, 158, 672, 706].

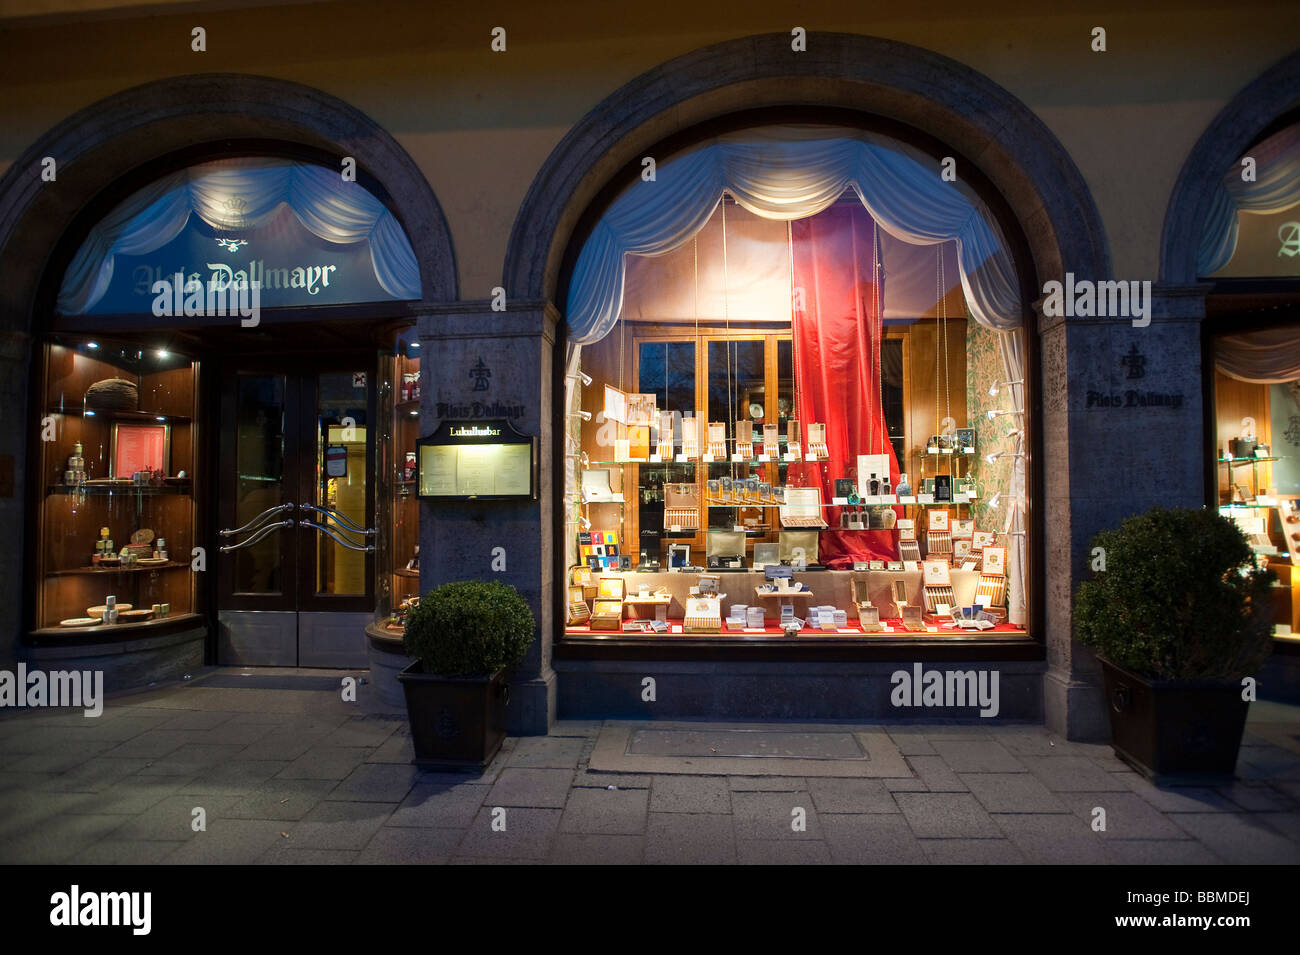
[791, 205, 900, 568]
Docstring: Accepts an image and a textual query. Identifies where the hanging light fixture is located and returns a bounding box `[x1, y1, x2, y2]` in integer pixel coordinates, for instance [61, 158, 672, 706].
[988, 379, 1023, 397]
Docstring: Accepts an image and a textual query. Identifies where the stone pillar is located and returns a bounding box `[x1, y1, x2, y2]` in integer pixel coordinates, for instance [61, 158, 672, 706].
[1042, 283, 1210, 740]
[416, 301, 557, 735]
[0, 329, 30, 672]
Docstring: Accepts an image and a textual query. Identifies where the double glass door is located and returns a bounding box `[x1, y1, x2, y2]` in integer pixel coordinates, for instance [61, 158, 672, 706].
[216, 360, 376, 666]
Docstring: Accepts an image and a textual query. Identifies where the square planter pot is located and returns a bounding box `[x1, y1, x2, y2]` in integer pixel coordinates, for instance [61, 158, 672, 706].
[1098, 657, 1250, 785]
[396, 661, 509, 770]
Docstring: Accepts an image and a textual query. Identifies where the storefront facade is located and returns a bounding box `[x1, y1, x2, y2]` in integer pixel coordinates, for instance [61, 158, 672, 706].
[1, 7, 1298, 739]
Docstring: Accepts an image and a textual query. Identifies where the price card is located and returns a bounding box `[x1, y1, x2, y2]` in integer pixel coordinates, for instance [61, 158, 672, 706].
[831, 497, 848, 506]
[918, 493, 935, 504]
[731, 453, 744, 462]
[955, 492, 970, 503]
[962, 446, 975, 454]
[758, 454, 770, 462]
[805, 452, 818, 461]
[733, 525, 746, 533]
[881, 494, 898, 504]
[783, 452, 799, 462]
[670, 524, 682, 533]
[649, 453, 662, 463]
[927, 447, 939, 455]
[702, 454, 714, 463]
[865, 495, 882, 506]
[675, 454, 688, 463]
[966, 487, 978, 499]
[899, 495, 916, 505]
[941, 447, 953, 455]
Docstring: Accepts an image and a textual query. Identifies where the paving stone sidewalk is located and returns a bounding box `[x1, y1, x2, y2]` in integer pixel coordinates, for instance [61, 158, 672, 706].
[1, 672, 1298, 865]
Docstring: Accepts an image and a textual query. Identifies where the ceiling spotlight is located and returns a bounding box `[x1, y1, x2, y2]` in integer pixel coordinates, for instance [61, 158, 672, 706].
[567, 371, 594, 387]
[156, 416, 166, 422]
[155, 349, 169, 359]
[85, 409, 96, 416]
[987, 492, 1001, 509]
[409, 342, 421, 349]
[408, 410, 418, 416]
[568, 410, 593, 421]
[988, 379, 1023, 397]
[986, 408, 1023, 421]
[86, 341, 99, 350]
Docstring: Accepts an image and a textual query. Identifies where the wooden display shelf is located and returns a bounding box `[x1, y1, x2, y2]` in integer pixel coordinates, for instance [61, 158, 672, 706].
[47, 482, 192, 496]
[49, 561, 186, 577]
[30, 610, 201, 638]
[46, 406, 193, 422]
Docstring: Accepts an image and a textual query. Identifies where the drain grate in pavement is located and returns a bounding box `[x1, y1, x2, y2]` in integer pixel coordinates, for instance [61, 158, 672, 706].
[627, 728, 864, 760]
[589, 721, 911, 777]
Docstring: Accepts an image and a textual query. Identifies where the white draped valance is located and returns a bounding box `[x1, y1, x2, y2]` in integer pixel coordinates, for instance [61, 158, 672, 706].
[1199, 123, 1300, 277]
[58, 157, 421, 314]
[1216, 326, 1300, 383]
[565, 125, 1023, 345]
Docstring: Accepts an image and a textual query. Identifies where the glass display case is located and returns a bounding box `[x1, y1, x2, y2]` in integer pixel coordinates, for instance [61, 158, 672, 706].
[373, 326, 421, 636]
[33, 336, 200, 634]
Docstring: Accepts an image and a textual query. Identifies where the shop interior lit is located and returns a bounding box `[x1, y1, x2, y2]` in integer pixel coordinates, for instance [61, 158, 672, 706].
[560, 126, 1033, 641]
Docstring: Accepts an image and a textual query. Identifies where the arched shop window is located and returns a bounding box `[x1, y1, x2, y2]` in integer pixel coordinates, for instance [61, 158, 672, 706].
[561, 124, 1031, 639]
[33, 156, 421, 642]
[1202, 122, 1300, 638]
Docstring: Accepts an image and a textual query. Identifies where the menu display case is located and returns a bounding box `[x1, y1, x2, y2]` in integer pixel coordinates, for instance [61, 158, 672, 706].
[33, 337, 200, 635]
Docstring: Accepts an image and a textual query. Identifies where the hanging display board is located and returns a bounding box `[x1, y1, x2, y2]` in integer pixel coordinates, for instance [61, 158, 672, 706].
[417, 419, 537, 500]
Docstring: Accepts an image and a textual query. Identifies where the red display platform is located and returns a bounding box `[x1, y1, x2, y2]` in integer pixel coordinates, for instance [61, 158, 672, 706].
[563, 620, 1026, 637]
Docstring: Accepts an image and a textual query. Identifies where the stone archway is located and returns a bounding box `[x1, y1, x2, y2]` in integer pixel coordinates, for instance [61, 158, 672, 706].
[497, 32, 1114, 737]
[0, 72, 458, 325]
[1160, 49, 1300, 286]
[0, 73, 457, 670]
[505, 32, 1109, 305]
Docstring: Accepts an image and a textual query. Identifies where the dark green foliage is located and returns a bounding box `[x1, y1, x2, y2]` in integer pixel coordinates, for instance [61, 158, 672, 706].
[1074, 507, 1275, 681]
[403, 580, 536, 677]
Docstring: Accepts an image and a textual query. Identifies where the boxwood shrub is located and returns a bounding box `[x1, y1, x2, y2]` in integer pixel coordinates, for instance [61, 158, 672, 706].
[403, 580, 536, 677]
[1074, 507, 1275, 681]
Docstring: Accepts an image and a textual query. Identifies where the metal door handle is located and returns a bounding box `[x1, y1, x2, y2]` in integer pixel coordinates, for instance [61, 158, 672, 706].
[219, 519, 295, 552]
[297, 503, 375, 537]
[299, 519, 375, 553]
[220, 503, 294, 537]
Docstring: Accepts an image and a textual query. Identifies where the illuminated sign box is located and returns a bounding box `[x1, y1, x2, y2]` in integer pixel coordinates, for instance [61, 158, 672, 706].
[417, 418, 537, 500]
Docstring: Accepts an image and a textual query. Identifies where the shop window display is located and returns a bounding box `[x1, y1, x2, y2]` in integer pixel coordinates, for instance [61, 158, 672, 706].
[561, 125, 1031, 639]
[1199, 122, 1300, 641]
[376, 327, 422, 634]
[33, 337, 200, 633]
[1208, 329, 1300, 639]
